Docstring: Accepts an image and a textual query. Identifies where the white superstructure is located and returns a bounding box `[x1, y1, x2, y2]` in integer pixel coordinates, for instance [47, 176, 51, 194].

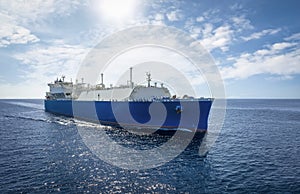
[46, 68, 172, 101]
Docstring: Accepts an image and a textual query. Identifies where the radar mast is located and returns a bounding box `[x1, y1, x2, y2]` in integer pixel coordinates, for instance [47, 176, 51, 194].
[146, 72, 151, 87]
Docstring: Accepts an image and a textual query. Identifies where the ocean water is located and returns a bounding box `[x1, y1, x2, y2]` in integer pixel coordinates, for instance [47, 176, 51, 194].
[0, 99, 299, 193]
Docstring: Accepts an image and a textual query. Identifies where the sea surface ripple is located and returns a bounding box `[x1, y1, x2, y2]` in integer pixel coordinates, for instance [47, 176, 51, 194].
[0, 99, 299, 193]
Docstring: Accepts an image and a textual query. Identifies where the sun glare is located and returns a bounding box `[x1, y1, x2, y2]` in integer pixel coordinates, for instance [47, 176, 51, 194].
[98, 0, 137, 23]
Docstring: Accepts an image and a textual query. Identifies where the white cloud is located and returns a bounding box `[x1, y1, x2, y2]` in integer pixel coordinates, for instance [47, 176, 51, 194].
[242, 28, 281, 41]
[150, 13, 165, 25]
[0, 42, 89, 98]
[13, 42, 88, 83]
[284, 32, 300, 41]
[0, 13, 39, 47]
[271, 42, 297, 51]
[189, 28, 201, 39]
[265, 75, 294, 81]
[221, 41, 300, 79]
[202, 9, 220, 23]
[154, 13, 164, 21]
[231, 16, 253, 31]
[0, 1, 83, 47]
[166, 10, 182, 21]
[0, 0, 82, 24]
[196, 16, 204, 22]
[186, 13, 254, 52]
[230, 3, 243, 11]
[200, 24, 234, 52]
[0, 1, 54, 23]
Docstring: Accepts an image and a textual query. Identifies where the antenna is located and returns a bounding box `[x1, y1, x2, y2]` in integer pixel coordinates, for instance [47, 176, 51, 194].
[146, 72, 151, 87]
[130, 67, 133, 88]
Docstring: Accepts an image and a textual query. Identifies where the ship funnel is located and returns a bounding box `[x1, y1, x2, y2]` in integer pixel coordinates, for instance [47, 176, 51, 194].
[101, 73, 104, 85]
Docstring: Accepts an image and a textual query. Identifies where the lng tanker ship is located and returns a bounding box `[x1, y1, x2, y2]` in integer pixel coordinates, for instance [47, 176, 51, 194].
[44, 68, 213, 133]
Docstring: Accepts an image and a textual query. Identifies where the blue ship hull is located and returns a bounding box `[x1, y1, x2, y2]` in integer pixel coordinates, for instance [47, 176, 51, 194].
[44, 100, 212, 132]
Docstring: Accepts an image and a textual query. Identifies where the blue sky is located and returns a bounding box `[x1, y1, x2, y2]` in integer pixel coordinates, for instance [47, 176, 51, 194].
[0, 0, 299, 98]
